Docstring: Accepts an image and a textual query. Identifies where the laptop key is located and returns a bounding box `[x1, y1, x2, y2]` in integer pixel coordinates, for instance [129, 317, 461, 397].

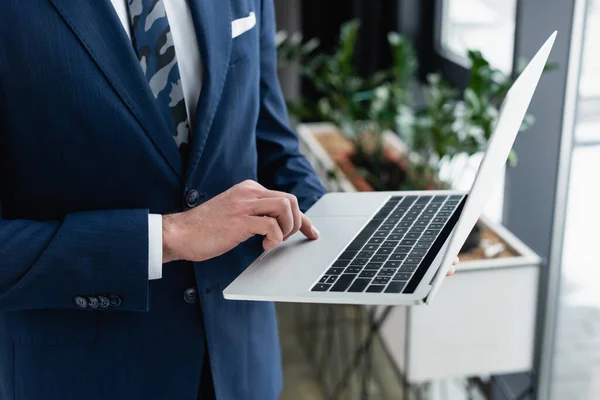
[400, 239, 416, 246]
[384, 261, 401, 269]
[365, 262, 383, 270]
[414, 242, 430, 250]
[372, 255, 388, 262]
[399, 222, 413, 228]
[400, 196, 417, 206]
[374, 276, 391, 285]
[359, 270, 376, 278]
[346, 266, 363, 274]
[374, 231, 388, 238]
[358, 250, 375, 258]
[388, 234, 403, 241]
[376, 248, 392, 255]
[405, 257, 422, 264]
[332, 260, 350, 268]
[330, 274, 357, 292]
[326, 267, 345, 275]
[339, 251, 358, 260]
[429, 224, 444, 230]
[373, 211, 391, 220]
[312, 283, 331, 292]
[326, 276, 338, 284]
[393, 272, 412, 281]
[373, 275, 392, 285]
[386, 218, 399, 224]
[319, 276, 329, 283]
[423, 230, 440, 236]
[381, 240, 399, 248]
[377, 270, 395, 277]
[366, 285, 385, 293]
[363, 244, 379, 252]
[346, 219, 383, 251]
[350, 258, 369, 266]
[379, 224, 394, 231]
[348, 279, 370, 293]
[368, 238, 384, 244]
[392, 227, 408, 234]
[410, 250, 427, 257]
[416, 196, 432, 204]
[432, 196, 447, 203]
[389, 253, 407, 261]
[437, 212, 452, 217]
[385, 281, 406, 293]
[399, 264, 418, 272]
[394, 246, 411, 254]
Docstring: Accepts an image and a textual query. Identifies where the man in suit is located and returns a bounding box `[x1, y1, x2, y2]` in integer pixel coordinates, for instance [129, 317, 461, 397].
[0, 1, 459, 398]
[0, 0, 326, 398]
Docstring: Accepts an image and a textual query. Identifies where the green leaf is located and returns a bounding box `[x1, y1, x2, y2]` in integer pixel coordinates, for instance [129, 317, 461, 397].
[507, 150, 518, 167]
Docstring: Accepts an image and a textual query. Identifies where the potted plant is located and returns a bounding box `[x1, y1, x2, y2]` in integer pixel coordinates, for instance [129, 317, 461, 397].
[277, 20, 554, 253]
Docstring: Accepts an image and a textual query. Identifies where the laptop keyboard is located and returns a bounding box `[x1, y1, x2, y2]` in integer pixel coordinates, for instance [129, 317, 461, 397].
[311, 194, 465, 294]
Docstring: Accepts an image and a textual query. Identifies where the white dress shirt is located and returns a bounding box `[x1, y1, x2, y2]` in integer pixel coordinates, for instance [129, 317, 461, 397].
[110, 0, 203, 279]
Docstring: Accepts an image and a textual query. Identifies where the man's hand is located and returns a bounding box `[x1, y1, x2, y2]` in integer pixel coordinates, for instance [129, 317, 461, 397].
[161, 180, 319, 263]
[447, 257, 460, 276]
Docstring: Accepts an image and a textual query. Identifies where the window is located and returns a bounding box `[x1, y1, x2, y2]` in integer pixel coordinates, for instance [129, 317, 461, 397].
[550, 1, 600, 397]
[575, 0, 600, 144]
[439, 0, 518, 73]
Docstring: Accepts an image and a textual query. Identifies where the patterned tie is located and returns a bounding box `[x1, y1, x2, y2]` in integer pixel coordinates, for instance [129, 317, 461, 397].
[127, 0, 190, 154]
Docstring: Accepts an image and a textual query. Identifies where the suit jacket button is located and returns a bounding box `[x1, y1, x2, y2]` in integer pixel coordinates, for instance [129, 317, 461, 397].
[183, 288, 197, 304]
[87, 297, 99, 309]
[98, 296, 110, 308]
[74, 296, 88, 309]
[186, 189, 200, 208]
[108, 295, 122, 307]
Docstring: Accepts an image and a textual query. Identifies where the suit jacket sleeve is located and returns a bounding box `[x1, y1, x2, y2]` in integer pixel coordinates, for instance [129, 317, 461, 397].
[0, 206, 150, 312]
[255, 0, 327, 212]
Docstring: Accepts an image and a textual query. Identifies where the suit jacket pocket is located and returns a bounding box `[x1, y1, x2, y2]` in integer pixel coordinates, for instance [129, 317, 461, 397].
[0, 309, 97, 345]
[230, 11, 259, 65]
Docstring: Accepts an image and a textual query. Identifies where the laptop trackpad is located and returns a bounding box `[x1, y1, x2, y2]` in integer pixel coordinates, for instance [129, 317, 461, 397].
[223, 216, 370, 300]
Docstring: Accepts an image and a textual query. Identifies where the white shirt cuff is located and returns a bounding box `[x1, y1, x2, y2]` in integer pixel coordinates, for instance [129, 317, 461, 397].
[148, 214, 163, 280]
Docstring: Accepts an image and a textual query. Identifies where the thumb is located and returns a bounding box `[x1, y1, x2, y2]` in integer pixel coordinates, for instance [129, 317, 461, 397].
[299, 213, 320, 240]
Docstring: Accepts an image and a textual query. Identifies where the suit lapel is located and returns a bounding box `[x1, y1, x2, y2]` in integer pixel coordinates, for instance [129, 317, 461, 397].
[186, 0, 233, 180]
[48, 0, 183, 178]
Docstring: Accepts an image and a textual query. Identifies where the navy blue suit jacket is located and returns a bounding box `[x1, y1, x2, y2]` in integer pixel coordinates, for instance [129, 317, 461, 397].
[0, 0, 325, 398]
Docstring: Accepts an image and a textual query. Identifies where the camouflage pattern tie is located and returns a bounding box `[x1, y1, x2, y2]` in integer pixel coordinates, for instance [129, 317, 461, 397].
[127, 0, 190, 153]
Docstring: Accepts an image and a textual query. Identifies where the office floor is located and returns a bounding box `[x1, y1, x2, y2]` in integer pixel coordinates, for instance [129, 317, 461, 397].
[277, 303, 487, 400]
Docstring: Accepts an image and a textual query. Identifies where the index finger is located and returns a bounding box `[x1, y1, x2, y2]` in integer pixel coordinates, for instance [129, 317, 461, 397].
[299, 213, 320, 240]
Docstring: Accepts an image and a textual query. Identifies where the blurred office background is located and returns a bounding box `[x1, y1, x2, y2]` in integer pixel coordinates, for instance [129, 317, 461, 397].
[272, 0, 600, 399]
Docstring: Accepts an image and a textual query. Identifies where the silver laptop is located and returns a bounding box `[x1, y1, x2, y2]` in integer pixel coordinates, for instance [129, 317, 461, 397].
[224, 32, 556, 306]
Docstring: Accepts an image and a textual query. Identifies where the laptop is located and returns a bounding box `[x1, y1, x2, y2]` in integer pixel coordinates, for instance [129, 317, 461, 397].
[223, 32, 556, 306]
